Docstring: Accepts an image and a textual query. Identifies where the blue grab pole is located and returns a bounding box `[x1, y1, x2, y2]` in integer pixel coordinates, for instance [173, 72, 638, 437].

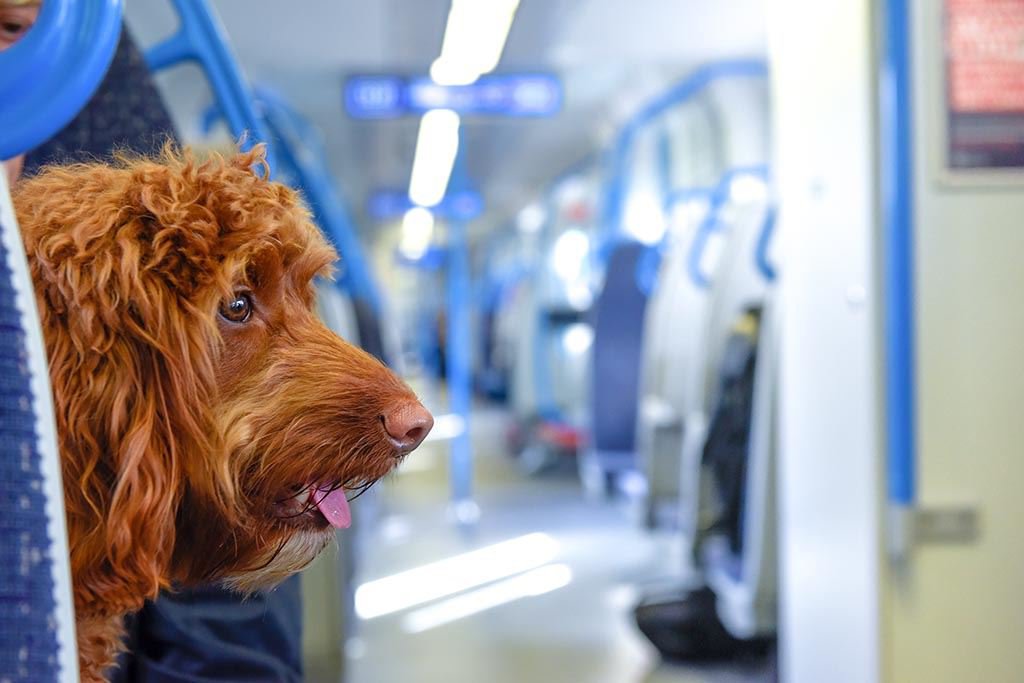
[145, 0, 276, 172]
[253, 91, 383, 314]
[446, 145, 474, 510]
[881, 0, 917, 553]
[0, 0, 123, 159]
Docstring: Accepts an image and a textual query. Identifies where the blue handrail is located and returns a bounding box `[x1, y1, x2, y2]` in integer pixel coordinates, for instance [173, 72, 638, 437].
[145, 0, 276, 173]
[685, 164, 770, 287]
[686, 209, 725, 289]
[881, 0, 917, 513]
[754, 205, 778, 282]
[0, 0, 123, 159]
[600, 59, 768, 248]
[234, 88, 383, 314]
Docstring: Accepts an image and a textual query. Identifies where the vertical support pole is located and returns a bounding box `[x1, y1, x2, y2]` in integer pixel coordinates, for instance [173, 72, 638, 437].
[446, 142, 477, 523]
[881, 0, 917, 562]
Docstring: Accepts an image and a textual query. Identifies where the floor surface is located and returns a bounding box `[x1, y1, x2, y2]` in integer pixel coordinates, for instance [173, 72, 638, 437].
[343, 406, 775, 683]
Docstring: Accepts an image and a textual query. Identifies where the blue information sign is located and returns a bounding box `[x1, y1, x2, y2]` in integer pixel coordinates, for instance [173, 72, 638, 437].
[367, 188, 484, 221]
[345, 74, 562, 119]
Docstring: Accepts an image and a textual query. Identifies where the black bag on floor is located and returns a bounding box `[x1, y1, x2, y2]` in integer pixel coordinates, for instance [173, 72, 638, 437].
[634, 587, 772, 662]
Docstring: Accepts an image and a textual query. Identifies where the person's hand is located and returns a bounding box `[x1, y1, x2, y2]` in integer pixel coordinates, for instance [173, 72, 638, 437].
[1, 1, 40, 184]
[3, 156, 24, 186]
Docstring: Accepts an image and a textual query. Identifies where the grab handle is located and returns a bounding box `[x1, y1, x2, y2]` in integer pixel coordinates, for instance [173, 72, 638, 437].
[754, 205, 778, 282]
[686, 211, 719, 288]
[0, 0, 123, 159]
[685, 165, 772, 288]
[260, 94, 383, 314]
[146, 0, 275, 171]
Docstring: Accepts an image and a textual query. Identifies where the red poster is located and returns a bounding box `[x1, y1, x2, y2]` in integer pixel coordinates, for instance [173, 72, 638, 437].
[946, 0, 1024, 168]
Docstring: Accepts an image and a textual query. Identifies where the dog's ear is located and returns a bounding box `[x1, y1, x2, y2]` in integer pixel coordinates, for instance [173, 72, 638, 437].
[13, 157, 233, 605]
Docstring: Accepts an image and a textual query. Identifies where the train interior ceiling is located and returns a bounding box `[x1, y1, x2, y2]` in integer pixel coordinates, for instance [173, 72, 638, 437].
[3, 0, 1024, 682]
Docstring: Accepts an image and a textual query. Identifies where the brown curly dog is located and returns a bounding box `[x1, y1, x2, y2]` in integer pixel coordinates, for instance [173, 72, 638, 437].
[12, 145, 432, 681]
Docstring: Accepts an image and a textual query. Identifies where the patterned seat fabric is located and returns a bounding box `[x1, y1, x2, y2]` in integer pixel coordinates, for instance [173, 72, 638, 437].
[24, 29, 177, 174]
[0, 236, 61, 681]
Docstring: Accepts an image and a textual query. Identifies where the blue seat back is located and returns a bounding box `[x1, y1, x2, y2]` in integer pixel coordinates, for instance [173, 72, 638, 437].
[590, 241, 652, 457]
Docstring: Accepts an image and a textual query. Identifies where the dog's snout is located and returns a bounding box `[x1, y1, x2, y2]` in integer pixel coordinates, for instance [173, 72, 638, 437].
[381, 401, 433, 453]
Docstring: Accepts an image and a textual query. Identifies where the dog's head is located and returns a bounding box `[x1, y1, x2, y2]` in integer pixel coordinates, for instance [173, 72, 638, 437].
[14, 146, 431, 604]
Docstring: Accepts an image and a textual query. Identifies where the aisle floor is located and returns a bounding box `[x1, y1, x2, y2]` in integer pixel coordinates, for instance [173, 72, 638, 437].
[345, 407, 774, 683]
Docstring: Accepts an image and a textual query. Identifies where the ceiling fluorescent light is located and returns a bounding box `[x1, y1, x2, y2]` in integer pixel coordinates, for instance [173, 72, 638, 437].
[399, 207, 435, 259]
[408, 108, 461, 208]
[430, 0, 521, 86]
[623, 190, 667, 245]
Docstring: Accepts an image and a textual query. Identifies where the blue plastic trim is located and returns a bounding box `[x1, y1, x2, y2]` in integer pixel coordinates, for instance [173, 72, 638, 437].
[0, 0, 123, 159]
[881, 0, 916, 506]
[754, 205, 778, 282]
[685, 164, 770, 287]
[145, 0, 276, 172]
[600, 60, 768, 248]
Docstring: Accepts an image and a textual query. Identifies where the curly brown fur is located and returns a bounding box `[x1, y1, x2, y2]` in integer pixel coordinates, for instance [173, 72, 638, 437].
[12, 145, 430, 681]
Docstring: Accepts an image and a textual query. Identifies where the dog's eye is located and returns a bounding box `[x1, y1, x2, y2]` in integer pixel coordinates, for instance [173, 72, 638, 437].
[219, 293, 253, 323]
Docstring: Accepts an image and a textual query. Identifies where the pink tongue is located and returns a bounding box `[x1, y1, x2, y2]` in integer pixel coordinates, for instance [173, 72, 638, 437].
[313, 485, 352, 529]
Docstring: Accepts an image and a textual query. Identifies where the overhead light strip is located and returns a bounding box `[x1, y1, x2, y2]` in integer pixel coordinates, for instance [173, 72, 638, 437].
[430, 0, 521, 86]
[408, 108, 461, 208]
[406, 0, 522, 210]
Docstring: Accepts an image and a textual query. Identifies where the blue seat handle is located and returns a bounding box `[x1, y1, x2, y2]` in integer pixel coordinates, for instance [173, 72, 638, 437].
[685, 165, 772, 287]
[0, 0, 124, 159]
[754, 205, 778, 282]
[146, 0, 276, 172]
[686, 210, 721, 289]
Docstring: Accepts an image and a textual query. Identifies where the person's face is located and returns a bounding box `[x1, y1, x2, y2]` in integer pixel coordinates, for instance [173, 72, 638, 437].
[0, 3, 39, 51]
[1, 3, 39, 184]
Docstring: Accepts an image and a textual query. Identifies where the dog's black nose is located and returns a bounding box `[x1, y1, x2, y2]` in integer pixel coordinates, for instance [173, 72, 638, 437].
[382, 401, 433, 453]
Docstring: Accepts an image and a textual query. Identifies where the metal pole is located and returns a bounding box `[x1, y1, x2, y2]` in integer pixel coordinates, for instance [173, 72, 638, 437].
[445, 142, 478, 524]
